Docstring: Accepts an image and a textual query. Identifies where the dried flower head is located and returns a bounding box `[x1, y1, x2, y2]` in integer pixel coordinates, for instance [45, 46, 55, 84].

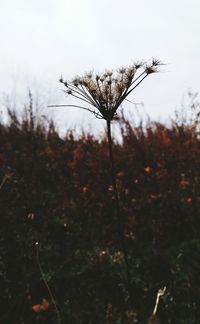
[50, 59, 162, 121]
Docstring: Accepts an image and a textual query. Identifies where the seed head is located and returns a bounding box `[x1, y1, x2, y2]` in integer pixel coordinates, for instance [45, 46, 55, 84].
[152, 58, 162, 66]
[59, 60, 162, 121]
[118, 67, 126, 74]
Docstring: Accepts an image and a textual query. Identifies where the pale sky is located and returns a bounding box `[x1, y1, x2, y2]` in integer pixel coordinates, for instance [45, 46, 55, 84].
[1, 0, 200, 133]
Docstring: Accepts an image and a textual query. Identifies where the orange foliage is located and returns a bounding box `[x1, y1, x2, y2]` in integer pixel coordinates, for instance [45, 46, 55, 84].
[32, 298, 50, 312]
[144, 166, 152, 173]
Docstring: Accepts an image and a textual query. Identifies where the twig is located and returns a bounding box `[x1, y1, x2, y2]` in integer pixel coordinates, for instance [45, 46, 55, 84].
[0, 173, 13, 191]
[35, 242, 62, 323]
[0, 175, 8, 191]
[152, 286, 166, 316]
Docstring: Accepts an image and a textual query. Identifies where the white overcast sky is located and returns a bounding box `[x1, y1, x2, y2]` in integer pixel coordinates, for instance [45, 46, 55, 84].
[0, 0, 200, 133]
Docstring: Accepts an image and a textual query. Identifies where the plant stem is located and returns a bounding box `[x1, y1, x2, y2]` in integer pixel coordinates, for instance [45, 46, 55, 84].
[106, 119, 131, 300]
[0, 175, 8, 191]
[35, 242, 62, 324]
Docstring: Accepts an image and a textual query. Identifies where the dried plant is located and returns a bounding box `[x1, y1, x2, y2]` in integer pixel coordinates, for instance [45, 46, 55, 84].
[35, 242, 61, 323]
[50, 59, 161, 121]
[0, 172, 13, 191]
[148, 286, 166, 324]
[0, 175, 8, 191]
[49, 59, 162, 304]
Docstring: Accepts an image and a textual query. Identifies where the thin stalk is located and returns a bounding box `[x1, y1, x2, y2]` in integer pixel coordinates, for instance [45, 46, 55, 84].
[106, 119, 132, 299]
[0, 175, 8, 191]
[48, 104, 103, 119]
[35, 242, 61, 324]
[148, 287, 166, 323]
[152, 286, 166, 316]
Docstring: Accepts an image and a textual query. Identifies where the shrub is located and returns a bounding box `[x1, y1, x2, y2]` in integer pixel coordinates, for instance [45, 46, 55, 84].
[0, 96, 200, 323]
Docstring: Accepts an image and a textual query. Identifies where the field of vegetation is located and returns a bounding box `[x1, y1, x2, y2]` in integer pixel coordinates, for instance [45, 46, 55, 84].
[1, 94, 200, 323]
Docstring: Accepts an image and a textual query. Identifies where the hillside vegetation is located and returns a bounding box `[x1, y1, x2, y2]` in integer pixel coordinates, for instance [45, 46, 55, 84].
[1, 98, 200, 323]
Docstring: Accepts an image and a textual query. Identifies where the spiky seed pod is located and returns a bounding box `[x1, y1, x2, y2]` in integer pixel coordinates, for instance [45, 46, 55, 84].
[119, 67, 126, 74]
[55, 59, 162, 121]
[152, 59, 162, 66]
[145, 66, 157, 74]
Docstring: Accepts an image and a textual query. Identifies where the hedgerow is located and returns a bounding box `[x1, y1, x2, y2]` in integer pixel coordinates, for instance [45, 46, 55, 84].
[0, 96, 200, 323]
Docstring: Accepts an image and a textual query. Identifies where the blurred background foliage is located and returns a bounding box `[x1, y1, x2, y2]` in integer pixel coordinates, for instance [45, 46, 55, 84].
[0, 92, 200, 323]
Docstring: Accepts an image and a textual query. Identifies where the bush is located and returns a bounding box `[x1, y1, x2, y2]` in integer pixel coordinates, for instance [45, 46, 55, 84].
[0, 99, 200, 323]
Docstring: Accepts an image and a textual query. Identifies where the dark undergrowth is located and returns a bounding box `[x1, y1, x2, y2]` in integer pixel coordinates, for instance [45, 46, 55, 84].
[0, 96, 200, 323]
